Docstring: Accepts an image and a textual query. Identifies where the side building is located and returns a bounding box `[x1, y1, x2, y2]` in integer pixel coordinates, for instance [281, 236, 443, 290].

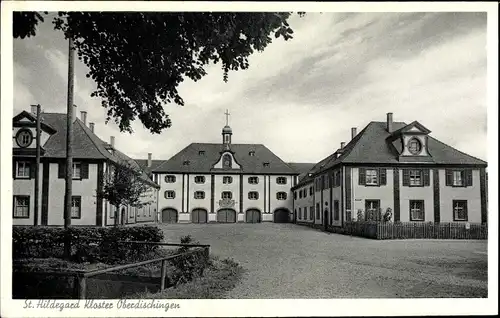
[12, 106, 159, 227]
[142, 124, 301, 223]
[292, 112, 488, 228]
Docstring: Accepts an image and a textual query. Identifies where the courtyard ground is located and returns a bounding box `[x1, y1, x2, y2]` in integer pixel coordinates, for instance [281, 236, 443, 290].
[159, 222, 487, 298]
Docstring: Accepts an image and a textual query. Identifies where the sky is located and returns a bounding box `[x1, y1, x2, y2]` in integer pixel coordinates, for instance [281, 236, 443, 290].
[13, 11, 488, 163]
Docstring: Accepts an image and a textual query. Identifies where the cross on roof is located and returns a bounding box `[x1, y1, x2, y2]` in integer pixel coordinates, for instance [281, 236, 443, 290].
[225, 109, 230, 126]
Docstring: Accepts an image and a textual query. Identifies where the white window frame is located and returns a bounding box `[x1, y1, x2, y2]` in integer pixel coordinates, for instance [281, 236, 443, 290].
[409, 169, 422, 186]
[452, 170, 463, 187]
[72, 162, 81, 180]
[276, 192, 287, 200]
[408, 138, 422, 154]
[165, 191, 175, 199]
[165, 175, 176, 183]
[71, 196, 81, 219]
[223, 176, 233, 184]
[453, 200, 468, 221]
[365, 169, 378, 186]
[194, 191, 205, 199]
[409, 200, 424, 221]
[276, 177, 287, 185]
[248, 176, 259, 184]
[13, 195, 30, 218]
[16, 161, 31, 179]
[221, 191, 232, 199]
[194, 176, 206, 184]
[248, 191, 259, 200]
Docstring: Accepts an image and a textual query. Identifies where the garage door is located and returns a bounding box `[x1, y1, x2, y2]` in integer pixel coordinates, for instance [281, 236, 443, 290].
[274, 209, 290, 223]
[246, 209, 261, 223]
[162, 208, 178, 223]
[192, 208, 208, 223]
[217, 209, 236, 223]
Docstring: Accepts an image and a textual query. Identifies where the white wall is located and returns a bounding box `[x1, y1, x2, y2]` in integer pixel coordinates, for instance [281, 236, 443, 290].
[398, 168, 434, 222]
[12, 163, 42, 226]
[439, 169, 481, 223]
[351, 168, 394, 221]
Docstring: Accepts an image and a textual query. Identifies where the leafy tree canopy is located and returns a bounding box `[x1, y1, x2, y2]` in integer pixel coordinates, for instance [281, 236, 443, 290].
[14, 11, 303, 133]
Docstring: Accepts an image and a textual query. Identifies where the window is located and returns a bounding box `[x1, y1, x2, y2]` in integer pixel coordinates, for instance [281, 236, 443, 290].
[333, 200, 340, 221]
[408, 138, 422, 155]
[71, 196, 81, 219]
[310, 206, 314, 220]
[303, 189, 307, 198]
[164, 191, 175, 199]
[309, 187, 313, 196]
[221, 191, 232, 199]
[453, 200, 468, 221]
[409, 200, 424, 221]
[276, 192, 287, 200]
[263, 162, 270, 167]
[223, 154, 232, 168]
[183, 160, 190, 166]
[453, 171, 463, 187]
[299, 190, 303, 199]
[16, 161, 31, 179]
[249, 151, 255, 156]
[165, 175, 176, 183]
[333, 171, 341, 187]
[323, 175, 329, 189]
[294, 191, 297, 200]
[365, 200, 380, 221]
[194, 191, 205, 199]
[223, 176, 233, 184]
[15, 129, 33, 148]
[198, 150, 205, 156]
[409, 169, 422, 186]
[72, 162, 81, 179]
[194, 176, 206, 184]
[299, 208, 302, 219]
[248, 177, 259, 184]
[316, 203, 320, 219]
[248, 191, 259, 200]
[365, 169, 378, 186]
[13, 195, 30, 218]
[276, 177, 287, 185]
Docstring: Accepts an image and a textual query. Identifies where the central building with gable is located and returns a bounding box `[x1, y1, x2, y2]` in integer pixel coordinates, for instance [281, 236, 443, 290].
[142, 121, 301, 223]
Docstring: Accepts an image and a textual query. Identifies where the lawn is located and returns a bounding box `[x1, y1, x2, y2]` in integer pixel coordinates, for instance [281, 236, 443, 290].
[159, 222, 488, 298]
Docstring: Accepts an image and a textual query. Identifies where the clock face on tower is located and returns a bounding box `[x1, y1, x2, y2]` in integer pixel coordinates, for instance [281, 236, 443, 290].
[15, 129, 34, 148]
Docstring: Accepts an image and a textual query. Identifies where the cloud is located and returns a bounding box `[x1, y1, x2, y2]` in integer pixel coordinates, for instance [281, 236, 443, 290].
[12, 12, 487, 164]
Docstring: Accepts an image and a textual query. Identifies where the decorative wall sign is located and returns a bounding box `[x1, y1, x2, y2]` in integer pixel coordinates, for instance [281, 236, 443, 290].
[219, 198, 236, 208]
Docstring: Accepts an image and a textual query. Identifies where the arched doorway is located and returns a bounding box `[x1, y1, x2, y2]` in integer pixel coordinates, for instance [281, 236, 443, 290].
[217, 209, 236, 223]
[192, 208, 208, 224]
[274, 208, 290, 223]
[121, 208, 126, 225]
[246, 209, 261, 223]
[162, 208, 178, 223]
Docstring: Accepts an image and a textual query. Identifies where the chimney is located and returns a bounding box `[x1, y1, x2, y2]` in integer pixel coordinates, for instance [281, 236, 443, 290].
[351, 127, 357, 140]
[72, 104, 77, 123]
[30, 104, 38, 114]
[110, 136, 115, 148]
[387, 112, 393, 133]
[340, 142, 346, 149]
[89, 122, 95, 133]
[80, 111, 87, 125]
[147, 153, 152, 168]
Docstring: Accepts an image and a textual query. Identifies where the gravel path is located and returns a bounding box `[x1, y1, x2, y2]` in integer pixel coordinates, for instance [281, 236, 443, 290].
[159, 223, 488, 298]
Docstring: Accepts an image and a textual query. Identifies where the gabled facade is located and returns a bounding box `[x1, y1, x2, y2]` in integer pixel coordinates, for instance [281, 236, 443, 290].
[139, 124, 303, 224]
[292, 112, 488, 228]
[12, 106, 160, 227]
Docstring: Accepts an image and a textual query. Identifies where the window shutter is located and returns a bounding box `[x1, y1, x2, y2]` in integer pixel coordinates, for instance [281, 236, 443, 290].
[29, 162, 36, 179]
[58, 162, 66, 179]
[402, 169, 410, 186]
[379, 168, 387, 186]
[12, 160, 16, 178]
[445, 169, 452, 186]
[466, 169, 473, 187]
[423, 169, 430, 186]
[81, 162, 89, 179]
[358, 168, 366, 185]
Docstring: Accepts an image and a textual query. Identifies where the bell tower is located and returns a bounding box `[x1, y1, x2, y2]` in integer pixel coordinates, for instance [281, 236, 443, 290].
[222, 109, 232, 145]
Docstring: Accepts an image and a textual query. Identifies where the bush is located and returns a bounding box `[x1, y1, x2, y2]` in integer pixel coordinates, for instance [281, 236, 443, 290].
[168, 235, 209, 286]
[12, 225, 164, 264]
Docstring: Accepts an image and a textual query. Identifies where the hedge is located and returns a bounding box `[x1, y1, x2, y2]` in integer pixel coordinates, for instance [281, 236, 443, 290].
[13, 225, 164, 264]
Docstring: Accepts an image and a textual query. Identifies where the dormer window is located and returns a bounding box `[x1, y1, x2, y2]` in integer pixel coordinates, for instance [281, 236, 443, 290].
[183, 160, 190, 166]
[198, 150, 205, 156]
[15, 129, 33, 148]
[249, 151, 255, 156]
[408, 138, 422, 155]
[263, 162, 270, 167]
